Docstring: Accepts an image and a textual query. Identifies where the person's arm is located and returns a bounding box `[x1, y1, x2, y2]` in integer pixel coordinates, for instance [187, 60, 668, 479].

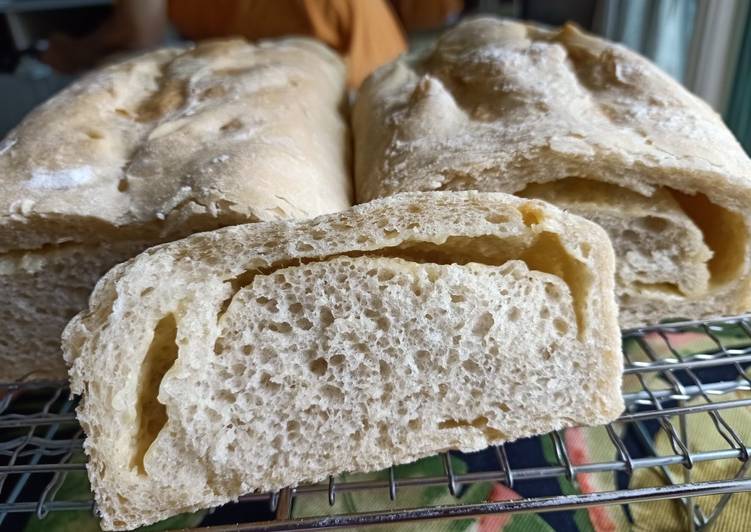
[41, 0, 168, 73]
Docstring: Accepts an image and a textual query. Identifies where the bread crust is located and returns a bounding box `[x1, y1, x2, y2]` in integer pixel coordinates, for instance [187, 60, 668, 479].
[0, 38, 351, 252]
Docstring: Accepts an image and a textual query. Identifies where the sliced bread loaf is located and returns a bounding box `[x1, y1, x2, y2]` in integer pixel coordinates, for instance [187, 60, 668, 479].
[0, 37, 351, 381]
[352, 18, 751, 327]
[63, 191, 622, 530]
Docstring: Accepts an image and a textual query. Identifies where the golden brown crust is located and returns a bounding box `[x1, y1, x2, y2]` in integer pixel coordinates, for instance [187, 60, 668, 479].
[0, 37, 351, 253]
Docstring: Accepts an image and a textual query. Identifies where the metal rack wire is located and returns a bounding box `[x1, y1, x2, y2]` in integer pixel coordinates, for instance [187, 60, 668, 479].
[2, 314, 751, 531]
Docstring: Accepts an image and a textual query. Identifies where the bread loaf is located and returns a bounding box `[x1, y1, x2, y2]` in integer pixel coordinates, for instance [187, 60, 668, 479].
[353, 18, 751, 327]
[63, 192, 622, 530]
[0, 37, 351, 380]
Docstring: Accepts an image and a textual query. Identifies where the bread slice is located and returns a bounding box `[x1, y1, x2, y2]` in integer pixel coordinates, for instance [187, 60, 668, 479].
[0, 37, 351, 381]
[352, 18, 751, 327]
[63, 191, 622, 530]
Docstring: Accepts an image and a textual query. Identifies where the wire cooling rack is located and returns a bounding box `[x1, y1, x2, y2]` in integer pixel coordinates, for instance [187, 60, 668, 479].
[2, 315, 751, 531]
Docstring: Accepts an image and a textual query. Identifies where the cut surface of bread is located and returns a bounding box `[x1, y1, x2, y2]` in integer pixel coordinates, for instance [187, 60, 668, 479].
[63, 192, 622, 530]
[0, 37, 350, 381]
[518, 179, 712, 297]
[352, 18, 751, 327]
[0, 241, 147, 380]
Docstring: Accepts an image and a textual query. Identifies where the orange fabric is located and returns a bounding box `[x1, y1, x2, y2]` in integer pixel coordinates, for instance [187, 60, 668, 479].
[167, 0, 407, 87]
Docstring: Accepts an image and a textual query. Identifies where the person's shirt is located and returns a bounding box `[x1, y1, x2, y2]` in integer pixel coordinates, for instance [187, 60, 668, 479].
[168, 0, 408, 88]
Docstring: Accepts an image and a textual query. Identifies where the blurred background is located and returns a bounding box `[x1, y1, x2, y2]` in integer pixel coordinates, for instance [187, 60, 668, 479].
[0, 0, 749, 152]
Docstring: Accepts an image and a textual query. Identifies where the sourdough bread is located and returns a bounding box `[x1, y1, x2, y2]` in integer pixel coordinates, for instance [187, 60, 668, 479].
[352, 18, 751, 327]
[63, 191, 622, 530]
[0, 37, 351, 380]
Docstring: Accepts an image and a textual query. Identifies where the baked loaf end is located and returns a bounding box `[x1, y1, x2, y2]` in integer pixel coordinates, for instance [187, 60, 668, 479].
[63, 191, 622, 530]
[353, 18, 751, 327]
[0, 37, 350, 381]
